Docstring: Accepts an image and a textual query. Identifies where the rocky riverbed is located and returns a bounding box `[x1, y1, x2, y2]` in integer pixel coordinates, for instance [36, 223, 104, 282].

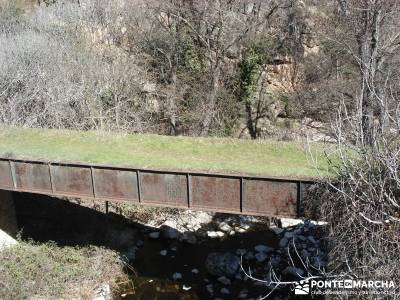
[118, 210, 328, 299]
[11, 193, 328, 299]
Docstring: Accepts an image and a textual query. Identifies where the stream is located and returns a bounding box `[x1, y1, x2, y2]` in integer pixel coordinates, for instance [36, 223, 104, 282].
[11, 192, 327, 300]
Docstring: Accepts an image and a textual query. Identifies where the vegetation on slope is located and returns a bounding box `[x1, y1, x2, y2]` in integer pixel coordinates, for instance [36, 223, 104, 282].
[0, 241, 124, 300]
[0, 127, 333, 178]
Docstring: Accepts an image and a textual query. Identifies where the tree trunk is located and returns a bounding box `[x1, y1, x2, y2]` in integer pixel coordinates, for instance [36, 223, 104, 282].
[357, 4, 382, 146]
[200, 66, 220, 136]
[245, 100, 257, 139]
[168, 65, 178, 135]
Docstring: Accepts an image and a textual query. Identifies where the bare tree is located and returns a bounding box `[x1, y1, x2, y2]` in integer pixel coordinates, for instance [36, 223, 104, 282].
[333, 0, 400, 145]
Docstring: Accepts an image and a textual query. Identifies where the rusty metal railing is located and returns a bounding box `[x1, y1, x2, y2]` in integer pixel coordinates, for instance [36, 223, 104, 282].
[0, 157, 315, 217]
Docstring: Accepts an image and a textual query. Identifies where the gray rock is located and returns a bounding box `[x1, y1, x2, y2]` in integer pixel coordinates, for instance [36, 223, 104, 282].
[284, 231, 294, 239]
[220, 288, 230, 295]
[149, 232, 160, 239]
[238, 289, 248, 299]
[279, 238, 288, 248]
[282, 266, 304, 277]
[270, 255, 281, 268]
[255, 252, 268, 262]
[136, 240, 144, 247]
[205, 252, 240, 278]
[297, 242, 307, 250]
[160, 225, 180, 240]
[297, 235, 307, 241]
[159, 250, 167, 256]
[308, 236, 317, 244]
[181, 232, 197, 244]
[236, 249, 247, 256]
[217, 276, 231, 285]
[172, 272, 182, 280]
[240, 223, 251, 230]
[306, 220, 315, 228]
[219, 222, 232, 232]
[191, 268, 199, 274]
[294, 228, 302, 235]
[301, 249, 310, 258]
[272, 227, 284, 235]
[244, 251, 255, 260]
[206, 284, 214, 294]
[207, 231, 225, 238]
[254, 245, 273, 253]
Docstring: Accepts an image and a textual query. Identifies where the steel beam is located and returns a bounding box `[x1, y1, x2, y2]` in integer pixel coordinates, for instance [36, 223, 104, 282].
[0, 157, 315, 217]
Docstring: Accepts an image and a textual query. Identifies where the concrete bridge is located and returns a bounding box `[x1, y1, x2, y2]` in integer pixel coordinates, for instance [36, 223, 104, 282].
[0, 157, 313, 220]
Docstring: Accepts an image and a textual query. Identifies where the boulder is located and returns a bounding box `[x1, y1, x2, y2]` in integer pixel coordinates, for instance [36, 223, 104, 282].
[217, 276, 231, 285]
[205, 252, 240, 278]
[180, 232, 197, 244]
[148, 231, 160, 239]
[254, 245, 273, 253]
[207, 231, 225, 238]
[255, 252, 268, 262]
[160, 225, 180, 240]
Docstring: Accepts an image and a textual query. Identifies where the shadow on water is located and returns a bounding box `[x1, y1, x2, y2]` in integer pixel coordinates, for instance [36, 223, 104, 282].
[8, 192, 311, 300]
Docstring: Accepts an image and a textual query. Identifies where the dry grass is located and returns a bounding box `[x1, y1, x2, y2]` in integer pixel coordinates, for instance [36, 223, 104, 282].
[0, 241, 126, 300]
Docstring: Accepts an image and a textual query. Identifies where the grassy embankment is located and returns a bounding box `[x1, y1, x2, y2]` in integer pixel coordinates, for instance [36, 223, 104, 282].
[0, 126, 335, 179]
[0, 241, 124, 300]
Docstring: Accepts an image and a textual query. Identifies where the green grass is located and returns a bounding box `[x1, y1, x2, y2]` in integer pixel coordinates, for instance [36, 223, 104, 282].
[0, 126, 335, 178]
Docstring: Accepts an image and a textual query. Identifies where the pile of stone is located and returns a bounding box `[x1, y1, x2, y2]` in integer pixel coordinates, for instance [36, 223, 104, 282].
[203, 220, 327, 297]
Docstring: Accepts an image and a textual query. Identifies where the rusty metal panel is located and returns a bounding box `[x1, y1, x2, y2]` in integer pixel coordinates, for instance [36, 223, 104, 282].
[298, 182, 313, 217]
[243, 179, 297, 217]
[0, 160, 13, 189]
[92, 168, 139, 201]
[140, 172, 188, 207]
[190, 176, 240, 212]
[14, 162, 52, 193]
[51, 165, 93, 197]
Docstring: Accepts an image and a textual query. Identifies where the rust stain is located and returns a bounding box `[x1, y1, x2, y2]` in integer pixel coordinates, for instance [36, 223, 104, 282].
[51, 165, 93, 197]
[243, 179, 297, 217]
[14, 162, 52, 192]
[140, 172, 187, 207]
[0, 158, 306, 217]
[190, 176, 241, 212]
[92, 168, 139, 201]
[0, 160, 13, 189]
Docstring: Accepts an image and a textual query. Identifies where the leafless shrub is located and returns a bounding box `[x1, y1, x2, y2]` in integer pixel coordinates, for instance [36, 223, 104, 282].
[0, 0, 155, 132]
[241, 238, 328, 299]
[304, 107, 400, 299]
